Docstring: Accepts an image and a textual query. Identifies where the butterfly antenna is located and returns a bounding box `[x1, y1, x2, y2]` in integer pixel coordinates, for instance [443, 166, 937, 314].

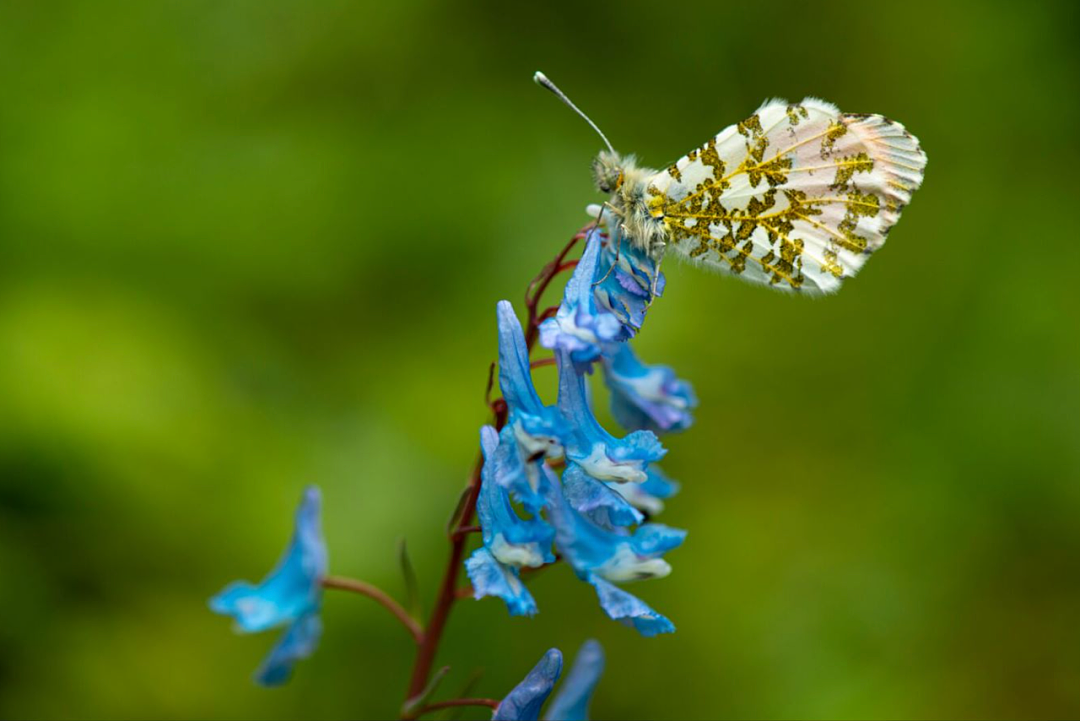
[534, 71, 615, 154]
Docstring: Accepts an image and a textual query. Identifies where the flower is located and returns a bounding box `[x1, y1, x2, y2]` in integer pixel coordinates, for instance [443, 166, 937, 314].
[498, 300, 568, 483]
[561, 461, 643, 530]
[541, 464, 684, 636]
[466, 425, 555, 617]
[494, 648, 563, 721]
[544, 640, 605, 721]
[556, 348, 665, 484]
[210, 486, 327, 685]
[495, 642, 606, 721]
[609, 465, 681, 518]
[601, 341, 697, 433]
[538, 232, 623, 365]
[591, 205, 665, 340]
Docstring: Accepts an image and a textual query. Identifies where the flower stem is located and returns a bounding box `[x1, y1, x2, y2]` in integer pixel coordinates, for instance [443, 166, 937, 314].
[403, 227, 588, 706]
[321, 576, 423, 645]
[417, 698, 500, 715]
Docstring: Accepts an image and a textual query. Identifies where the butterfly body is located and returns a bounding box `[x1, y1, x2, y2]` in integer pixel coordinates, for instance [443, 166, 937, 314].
[592, 150, 668, 260]
[590, 98, 926, 295]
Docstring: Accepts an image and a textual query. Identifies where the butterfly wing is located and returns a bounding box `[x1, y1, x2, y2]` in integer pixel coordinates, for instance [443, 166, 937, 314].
[646, 98, 926, 294]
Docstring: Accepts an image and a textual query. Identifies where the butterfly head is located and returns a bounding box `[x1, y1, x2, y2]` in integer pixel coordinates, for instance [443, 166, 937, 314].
[592, 150, 627, 194]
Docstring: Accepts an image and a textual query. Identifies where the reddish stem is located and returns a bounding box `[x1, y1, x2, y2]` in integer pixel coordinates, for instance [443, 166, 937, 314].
[403, 228, 587, 704]
[418, 698, 500, 714]
[322, 576, 423, 645]
[529, 356, 556, 370]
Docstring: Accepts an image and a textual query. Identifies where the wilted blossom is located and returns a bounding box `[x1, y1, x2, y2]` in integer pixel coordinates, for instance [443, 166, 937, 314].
[590, 205, 666, 340]
[494, 641, 606, 721]
[210, 486, 327, 685]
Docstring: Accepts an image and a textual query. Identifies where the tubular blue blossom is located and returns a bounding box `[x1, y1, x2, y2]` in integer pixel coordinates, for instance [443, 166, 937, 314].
[600, 341, 697, 434]
[210, 486, 326, 685]
[498, 300, 568, 475]
[556, 348, 665, 484]
[494, 648, 563, 721]
[544, 640, 605, 721]
[466, 425, 554, 617]
[591, 206, 665, 340]
[540, 464, 683, 636]
[538, 233, 622, 364]
[609, 465, 680, 517]
[561, 462, 643, 530]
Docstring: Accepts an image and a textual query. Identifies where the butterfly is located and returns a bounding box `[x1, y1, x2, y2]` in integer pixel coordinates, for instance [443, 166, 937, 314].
[535, 72, 926, 295]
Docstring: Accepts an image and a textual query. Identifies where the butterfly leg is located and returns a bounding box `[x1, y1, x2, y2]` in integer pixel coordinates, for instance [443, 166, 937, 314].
[646, 251, 665, 308]
[592, 202, 623, 286]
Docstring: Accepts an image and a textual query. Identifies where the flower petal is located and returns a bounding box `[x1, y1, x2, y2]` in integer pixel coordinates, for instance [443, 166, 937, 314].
[556, 349, 665, 484]
[590, 206, 665, 339]
[497, 301, 567, 458]
[539, 233, 622, 364]
[608, 465, 680, 517]
[601, 342, 697, 434]
[210, 486, 326, 633]
[494, 648, 564, 721]
[588, 575, 675, 637]
[477, 426, 555, 569]
[561, 462, 643, 530]
[542, 469, 683, 583]
[465, 547, 538, 617]
[253, 612, 323, 686]
[543, 640, 604, 721]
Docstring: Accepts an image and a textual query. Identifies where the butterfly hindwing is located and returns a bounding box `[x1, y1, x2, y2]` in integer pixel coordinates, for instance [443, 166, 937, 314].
[646, 98, 926, 294]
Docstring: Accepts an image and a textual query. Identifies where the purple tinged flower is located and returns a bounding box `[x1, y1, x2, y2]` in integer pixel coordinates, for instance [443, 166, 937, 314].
[556, 348, 665, 484]
[210, 486, 326, 685]
[590, 205, 665, 340]
[494, 648, 563, 721]
[601, 342, 697, 434]
[538, 233, 622, 364]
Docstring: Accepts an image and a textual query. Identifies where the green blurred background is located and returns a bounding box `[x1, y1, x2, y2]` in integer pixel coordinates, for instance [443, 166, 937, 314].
[0, 0, 1078, 718]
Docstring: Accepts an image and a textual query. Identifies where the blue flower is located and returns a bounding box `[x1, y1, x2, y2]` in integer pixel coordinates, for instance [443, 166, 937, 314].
[601, 341, 697, 434]
[466, 425, 555, 617]
[495, 642, 606, 721]
[591, 205, 665, 340]
[561, 462, 643, 530]
[210, 486, 327, 685]
[498, 300, 568, 472]
[544, 640, 605, 721]
[609, 465, 681, 518]
[539, 232, 623, 365]
[541, 465, 684, 636]
[556, 348, 665, 483]
[494, 648, 563, 721]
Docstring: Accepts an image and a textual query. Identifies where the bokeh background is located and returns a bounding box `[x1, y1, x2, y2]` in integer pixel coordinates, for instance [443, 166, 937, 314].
[1, 1, 1078, 718]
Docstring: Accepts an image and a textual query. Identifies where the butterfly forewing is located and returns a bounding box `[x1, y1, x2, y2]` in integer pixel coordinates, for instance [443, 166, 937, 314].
[646, 98, 926, 294]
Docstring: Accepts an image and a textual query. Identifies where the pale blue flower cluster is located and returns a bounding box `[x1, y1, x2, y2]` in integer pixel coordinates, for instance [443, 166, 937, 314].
[494, 641, 605, 721]
[468, 222, 697, 636]
[210, 487, 327, 685]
